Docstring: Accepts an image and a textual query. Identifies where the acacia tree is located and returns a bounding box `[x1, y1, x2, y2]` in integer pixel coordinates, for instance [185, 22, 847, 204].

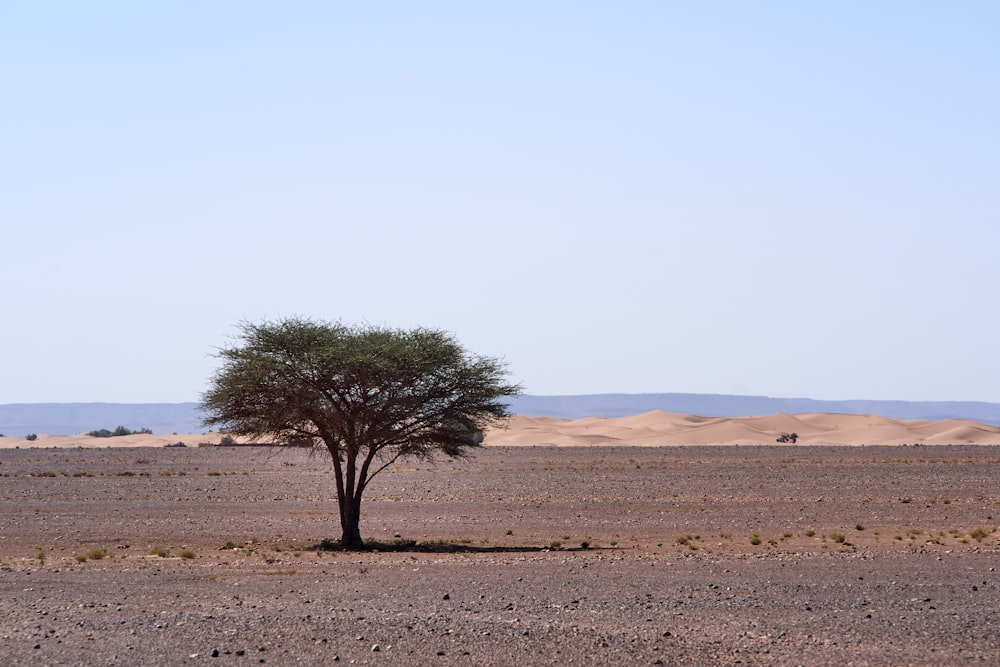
[201, 318, 521, 548]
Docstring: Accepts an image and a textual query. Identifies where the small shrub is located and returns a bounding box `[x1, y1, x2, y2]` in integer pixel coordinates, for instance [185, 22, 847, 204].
[25, 433, 38, 441]
[580, 541, 590, 549]
[75, 553, 88, 563]
[549, 540, 562, 549]
[969, 528, 989, 542]
[86, 548, 107, 560]
[831, 532, 846, 543]
[804, 529, 815, 537]
[220, 434, 237, 446]
[149, 546, 171, 558]
[179, 549, 196, 559]
[749, 533, 761, 546]
[89, 426, 153, 438]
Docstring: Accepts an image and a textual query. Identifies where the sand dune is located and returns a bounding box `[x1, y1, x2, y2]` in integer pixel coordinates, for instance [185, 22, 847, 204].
[2, 411, 999, 449]
[484, 411, 1000, 446]
[0, 433, 223, 449]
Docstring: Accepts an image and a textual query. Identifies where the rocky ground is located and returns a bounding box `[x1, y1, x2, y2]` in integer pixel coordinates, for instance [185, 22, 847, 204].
[1, 445, 998, 665]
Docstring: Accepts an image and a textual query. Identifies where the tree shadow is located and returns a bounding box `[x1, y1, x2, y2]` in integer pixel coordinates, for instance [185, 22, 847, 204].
[309, 538, 605, 554]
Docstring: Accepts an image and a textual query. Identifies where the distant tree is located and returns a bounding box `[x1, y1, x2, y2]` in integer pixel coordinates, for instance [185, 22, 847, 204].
[25, 433, 38, 441]
[201, 318, 521, 548]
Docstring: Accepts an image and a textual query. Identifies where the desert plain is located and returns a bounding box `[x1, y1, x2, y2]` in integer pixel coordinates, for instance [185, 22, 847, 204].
[1, 412, 999, 666]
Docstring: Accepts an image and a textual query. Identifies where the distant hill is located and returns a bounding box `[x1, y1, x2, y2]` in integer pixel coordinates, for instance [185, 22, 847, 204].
[507, 394, 1000, 425]
[0, 403, 207, 436]
[2, 393, 999, 436]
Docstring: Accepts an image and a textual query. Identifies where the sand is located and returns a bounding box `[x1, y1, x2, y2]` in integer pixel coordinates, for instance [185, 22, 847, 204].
[4, 410, 1000, 450]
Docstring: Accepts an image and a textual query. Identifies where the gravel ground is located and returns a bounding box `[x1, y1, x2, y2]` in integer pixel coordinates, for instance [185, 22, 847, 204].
[1, 445, 998, 666]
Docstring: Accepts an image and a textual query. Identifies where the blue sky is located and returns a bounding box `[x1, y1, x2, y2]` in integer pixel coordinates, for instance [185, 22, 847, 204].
[2, 2, 998, 404]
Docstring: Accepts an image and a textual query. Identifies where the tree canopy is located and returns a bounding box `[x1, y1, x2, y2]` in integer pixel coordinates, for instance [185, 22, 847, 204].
[201, 318, 521, 547]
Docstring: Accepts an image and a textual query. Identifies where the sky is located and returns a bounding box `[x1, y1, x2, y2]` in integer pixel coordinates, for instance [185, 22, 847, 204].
[2, 2, 999, 404]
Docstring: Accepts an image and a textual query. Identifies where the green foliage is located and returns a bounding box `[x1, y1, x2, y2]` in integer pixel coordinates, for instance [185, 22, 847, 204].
[201, 318, 521, 547]
[88, 426, 153, 438]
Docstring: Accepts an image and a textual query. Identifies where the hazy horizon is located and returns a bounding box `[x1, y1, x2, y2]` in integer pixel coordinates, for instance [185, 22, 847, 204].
[3, 3, 998, 404]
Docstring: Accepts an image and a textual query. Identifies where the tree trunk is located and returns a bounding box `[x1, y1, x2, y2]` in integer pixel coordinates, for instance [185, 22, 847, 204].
[339, 495, 364, 548]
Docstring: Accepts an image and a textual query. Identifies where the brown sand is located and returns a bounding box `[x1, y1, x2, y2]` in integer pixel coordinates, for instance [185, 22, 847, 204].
[1, 444, 998, 665]
[5, 410, 999, 450]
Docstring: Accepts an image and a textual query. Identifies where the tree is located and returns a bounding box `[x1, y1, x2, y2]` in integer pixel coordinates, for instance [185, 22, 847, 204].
[201, 318, 521, 548]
